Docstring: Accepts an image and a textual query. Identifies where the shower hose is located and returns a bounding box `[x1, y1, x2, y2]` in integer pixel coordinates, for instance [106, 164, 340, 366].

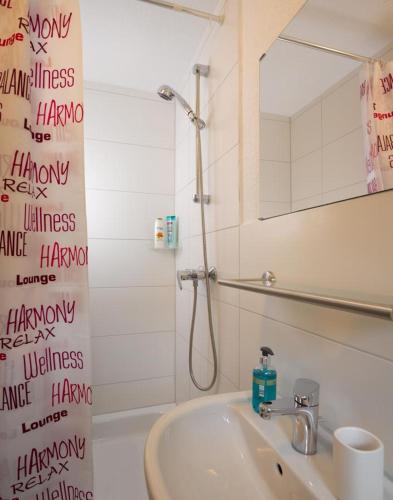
[188, 125, 218, 391]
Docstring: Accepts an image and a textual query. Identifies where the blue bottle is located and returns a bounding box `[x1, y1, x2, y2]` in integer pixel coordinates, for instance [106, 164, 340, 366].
[252, 346, 277, 413]
[165, 215, 178, 249]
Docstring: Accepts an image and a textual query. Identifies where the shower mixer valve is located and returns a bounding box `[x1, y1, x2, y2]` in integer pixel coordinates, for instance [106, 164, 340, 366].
[177, 267, 217, 290]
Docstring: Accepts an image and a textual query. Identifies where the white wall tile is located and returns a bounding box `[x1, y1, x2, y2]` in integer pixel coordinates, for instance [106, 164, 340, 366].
[207, 226, 240, 306]
[175, 184, 191, 241]
[188, 234, 204, 271]
[175, 135, 192, 193]
[206, 145, 240, 232]
[89, 239, 174, 287]
[292, 149, 322, 201]
[176, 288, 192, 340]
[85, 139, 174, 194]
[175, 335, 190, 403]
[291, 101, 322, 160]
[260, 160, 291, 203]
[175, 236, 190, 275]
[260, 117, 291, 162]
[90, 286, 175, 335]
[92, 332, 175, 385]
[291, 194, 322, 211]
[216, 373, 240, 393]
[260, 201, 291, 219]
[322, 182, 367, 205]
[85, 89, 174, 149]
[188, 180, 209, 238]
[239, 310, 261, 391]
[93, 377, 174, 415]
[188, 349, 213, 399]
[205, 0, 239, 103]
[322, 76, 361, 145]
[86, 190, 174, 240]
[215, 302, 240, 387]
[175, 91, 192, 147]
[322, 128, 364, 193]
[207, 65, 239, 167]
[192, 295, 219, 360]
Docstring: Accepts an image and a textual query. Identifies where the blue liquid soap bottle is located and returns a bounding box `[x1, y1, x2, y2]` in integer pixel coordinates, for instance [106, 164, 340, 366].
[252, 346, 277, 413]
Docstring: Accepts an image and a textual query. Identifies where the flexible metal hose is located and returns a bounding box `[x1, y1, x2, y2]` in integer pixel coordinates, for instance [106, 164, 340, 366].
[188, 120, 218, 391]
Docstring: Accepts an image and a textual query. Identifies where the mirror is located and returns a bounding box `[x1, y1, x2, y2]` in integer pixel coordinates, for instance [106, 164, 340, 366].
[259, 0, 393, 219]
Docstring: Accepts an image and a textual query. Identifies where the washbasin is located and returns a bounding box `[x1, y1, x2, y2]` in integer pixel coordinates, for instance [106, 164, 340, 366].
[145, 391, 337, 500]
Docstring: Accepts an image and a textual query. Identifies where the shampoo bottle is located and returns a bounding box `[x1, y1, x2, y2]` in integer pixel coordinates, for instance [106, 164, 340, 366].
[154, 218, 165, 249]
[165, 215, 178, 249]
[252, 346, 277, 413]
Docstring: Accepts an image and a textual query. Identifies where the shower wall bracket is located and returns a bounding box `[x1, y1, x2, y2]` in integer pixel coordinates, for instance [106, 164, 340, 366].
[193, 193, 211, 204]
[193, 64, 209, 77]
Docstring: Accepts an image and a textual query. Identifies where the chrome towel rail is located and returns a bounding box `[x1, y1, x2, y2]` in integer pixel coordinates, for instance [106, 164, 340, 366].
[218, 272, 393, 321]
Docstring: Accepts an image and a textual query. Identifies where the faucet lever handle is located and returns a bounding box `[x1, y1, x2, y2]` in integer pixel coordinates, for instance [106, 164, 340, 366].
[177, 270, 184, 290]
[293, 378, 319, 407]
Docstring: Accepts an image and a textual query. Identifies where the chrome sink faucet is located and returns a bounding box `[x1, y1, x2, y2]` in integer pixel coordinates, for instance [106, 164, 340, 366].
[260, 378, 320, 455]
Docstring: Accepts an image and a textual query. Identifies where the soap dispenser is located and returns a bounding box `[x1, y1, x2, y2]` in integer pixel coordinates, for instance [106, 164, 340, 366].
[252, 346, 277, 413]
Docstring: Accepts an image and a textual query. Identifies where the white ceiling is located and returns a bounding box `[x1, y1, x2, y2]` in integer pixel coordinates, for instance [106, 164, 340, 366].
[80, 0, 220, 92]
[261, 0, 393, 116]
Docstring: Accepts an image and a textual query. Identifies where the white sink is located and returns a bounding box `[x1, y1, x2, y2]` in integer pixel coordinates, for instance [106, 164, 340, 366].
[145, 391, 338, 500]
[145, 391, 393, 500]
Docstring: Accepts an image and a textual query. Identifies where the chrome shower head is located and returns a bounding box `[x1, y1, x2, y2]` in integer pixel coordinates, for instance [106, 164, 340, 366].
[157, 85, 175, 101]
[157, 85, 205, 129]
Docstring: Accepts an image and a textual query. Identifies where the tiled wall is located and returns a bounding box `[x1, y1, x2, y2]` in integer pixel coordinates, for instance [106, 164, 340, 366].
[260, 72, 366, 217]
[260, 113, 291, 217]
[291, 73, 365, 211]
[84, 82, 176, 415]
[175, 0, 393, 478]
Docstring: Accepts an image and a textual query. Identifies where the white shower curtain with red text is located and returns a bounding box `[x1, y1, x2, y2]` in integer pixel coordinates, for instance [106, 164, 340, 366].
[0, 1, 93, 499]
[360, 61, 393, 193]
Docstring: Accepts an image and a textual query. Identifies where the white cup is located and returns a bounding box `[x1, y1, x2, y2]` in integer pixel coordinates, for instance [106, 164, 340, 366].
[333, 426, 384, 500]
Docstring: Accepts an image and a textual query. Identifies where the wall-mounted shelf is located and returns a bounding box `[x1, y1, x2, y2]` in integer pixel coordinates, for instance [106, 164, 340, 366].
[218, 272, 393, 321]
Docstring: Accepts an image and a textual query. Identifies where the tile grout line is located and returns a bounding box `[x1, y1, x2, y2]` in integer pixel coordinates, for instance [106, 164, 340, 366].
[86, 187, 174, 196]
[85, 136, 174, 151]
[92, 330, 175, 339]
[238, 305, 393, 366]
[93, 374, 175, 388]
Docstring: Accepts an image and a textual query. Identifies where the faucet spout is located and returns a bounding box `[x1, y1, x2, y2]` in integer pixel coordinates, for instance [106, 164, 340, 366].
[260, 379, 320, 456]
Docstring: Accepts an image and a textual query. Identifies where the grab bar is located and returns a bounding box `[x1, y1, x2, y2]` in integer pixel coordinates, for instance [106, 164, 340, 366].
[217, 272, 393, 321]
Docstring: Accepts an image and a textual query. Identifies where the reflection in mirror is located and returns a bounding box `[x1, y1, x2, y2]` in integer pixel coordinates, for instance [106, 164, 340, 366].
[259, 0, 393, 219]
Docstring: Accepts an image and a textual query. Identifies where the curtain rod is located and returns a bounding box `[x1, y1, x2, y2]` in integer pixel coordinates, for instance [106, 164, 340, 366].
[137, 0, 224, 24]
[278, 35, 380, 65]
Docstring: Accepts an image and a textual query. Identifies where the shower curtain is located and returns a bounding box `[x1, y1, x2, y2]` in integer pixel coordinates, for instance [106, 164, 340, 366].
[360, 61, 393, 193]
[0, 1, 93, 499]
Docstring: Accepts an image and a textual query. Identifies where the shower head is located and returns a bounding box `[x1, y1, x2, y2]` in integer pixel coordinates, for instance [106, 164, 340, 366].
[157, 85, 175, 101]
[157, 85, 206, 129]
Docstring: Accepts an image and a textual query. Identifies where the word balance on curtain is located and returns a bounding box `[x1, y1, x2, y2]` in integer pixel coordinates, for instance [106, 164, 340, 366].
[0, 1, 93, 499]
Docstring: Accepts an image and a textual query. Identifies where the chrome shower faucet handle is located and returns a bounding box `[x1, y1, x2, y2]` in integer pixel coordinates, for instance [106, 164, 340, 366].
[176, 267, 217, 290]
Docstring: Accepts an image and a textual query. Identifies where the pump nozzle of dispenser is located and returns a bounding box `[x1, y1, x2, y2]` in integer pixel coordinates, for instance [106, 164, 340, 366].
[252, 346, 277, 412]
[260, 347, 274, 368]
[261, 346, 274, 357]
